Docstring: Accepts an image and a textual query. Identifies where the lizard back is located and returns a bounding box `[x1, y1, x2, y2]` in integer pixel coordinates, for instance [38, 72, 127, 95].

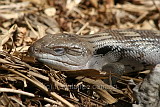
[80, 30, 160, 65]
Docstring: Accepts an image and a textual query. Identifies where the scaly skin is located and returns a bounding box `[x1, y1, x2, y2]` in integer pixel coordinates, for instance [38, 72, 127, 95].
[28, 29, 160, 71]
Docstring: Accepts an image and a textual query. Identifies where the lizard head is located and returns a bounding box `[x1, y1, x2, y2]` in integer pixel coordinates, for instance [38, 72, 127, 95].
[28, 33, 94, 70]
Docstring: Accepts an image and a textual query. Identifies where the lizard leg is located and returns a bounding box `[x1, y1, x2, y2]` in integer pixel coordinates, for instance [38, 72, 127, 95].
[102, 62, 125, 85]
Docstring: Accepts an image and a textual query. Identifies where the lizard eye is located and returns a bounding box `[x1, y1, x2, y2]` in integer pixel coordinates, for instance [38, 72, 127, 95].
[53, 48, 65, 55]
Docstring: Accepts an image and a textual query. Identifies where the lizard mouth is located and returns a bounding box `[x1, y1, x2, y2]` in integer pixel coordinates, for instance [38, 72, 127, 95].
[38, 57, 80, 66]
[37, 57, 89, 70]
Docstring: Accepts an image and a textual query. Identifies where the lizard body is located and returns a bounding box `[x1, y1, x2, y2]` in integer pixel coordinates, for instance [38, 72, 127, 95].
[28, 29, 160, 72]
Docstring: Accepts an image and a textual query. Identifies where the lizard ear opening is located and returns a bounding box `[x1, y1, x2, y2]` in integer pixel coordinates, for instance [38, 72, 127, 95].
[67, 48, 84, 56]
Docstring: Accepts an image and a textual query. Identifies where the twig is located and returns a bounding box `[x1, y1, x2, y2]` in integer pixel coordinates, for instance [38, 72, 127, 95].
[76, 22, 89, 34]
[25, 17, 39, 38]
[0, 88, 63, 106]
